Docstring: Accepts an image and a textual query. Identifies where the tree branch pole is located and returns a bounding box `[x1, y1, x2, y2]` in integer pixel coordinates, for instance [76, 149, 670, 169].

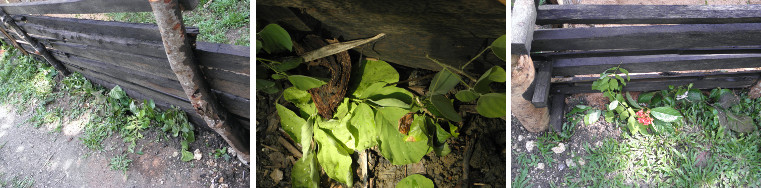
[148, 0, 249, 164]
[0, 9, 69, 75]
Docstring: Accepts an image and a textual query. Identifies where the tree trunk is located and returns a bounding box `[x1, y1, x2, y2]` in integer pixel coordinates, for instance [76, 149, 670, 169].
[511, 54, 549, 132]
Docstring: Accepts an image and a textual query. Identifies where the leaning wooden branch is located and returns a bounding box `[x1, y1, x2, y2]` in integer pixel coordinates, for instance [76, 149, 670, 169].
[300, 33, 385, 62]
[149, 0, 249, 164]
[0, 9, 70, 75]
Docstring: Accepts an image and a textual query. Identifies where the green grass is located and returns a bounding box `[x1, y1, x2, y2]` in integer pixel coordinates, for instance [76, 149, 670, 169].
[110, 154, 132, 174]
[0, 173, 35, 188]
[106, 0, 250, 46]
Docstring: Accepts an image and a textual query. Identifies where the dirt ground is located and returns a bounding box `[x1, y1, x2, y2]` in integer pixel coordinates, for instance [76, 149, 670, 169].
[0, 102, 250, 187]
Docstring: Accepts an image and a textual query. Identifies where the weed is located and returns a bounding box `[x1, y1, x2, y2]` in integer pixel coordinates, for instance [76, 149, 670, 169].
[9, 175, 34, 188]
[110, 154, 132, 175]
[209, 147, 231, 161]
[512, 168, 533, 188]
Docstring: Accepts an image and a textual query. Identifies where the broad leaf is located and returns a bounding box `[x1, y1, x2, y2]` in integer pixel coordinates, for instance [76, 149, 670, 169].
[638, 92, 655, 104]
[256, 79, 279, 94]
[626, 92, 642, 109]
[258, 24, 292, 54]
[428, 68, 461, 96]
[403, 115, 428, 142]
[109, 85, 127, 100]
[273, 57, 303, 72]
[283, 87, 317, 117]
[455, 89, 480, 102]
[276, 104, 306, 143]
[396, 174, 434, 188]
[181, 150, 194, 162]
[431, 95, 462, 122]
[350, 103, 379, 151]
[433, 142, 451, 157]
[370, 98, 410, 109]
[584, 110, 600, 125]
[314, 127, 353, 187]
[291, 152, 320, 188]
[476, 93, 506, 118]
[473, 66, 506, 94]
[376, 107, 431, 165]
[317, 118, 355, 152]
[334, 98, 351, 119]
[607, 100, 619, 111]
[367, 86, 414, 107]
[288, 75, 327, 90]
[300, 117, 315, 157]
[651, 106, 682, 122]
[256, 39, 262, 53]
[350, 59, 399, 97]
[490, 35, 507, 61]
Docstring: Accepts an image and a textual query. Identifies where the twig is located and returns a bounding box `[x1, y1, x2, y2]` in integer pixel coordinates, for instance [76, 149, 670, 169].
[387, 74, 435, 86]
[301, 33, 386, 62]
[261, 144, 280, 152]
[425, 54, 477, 82]
[460, 47, 490, 70]
[460, 135, 477, 188]
[277, 136, 302, 159]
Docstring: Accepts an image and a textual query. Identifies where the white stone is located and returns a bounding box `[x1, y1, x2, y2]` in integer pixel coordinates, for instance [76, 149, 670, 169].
[194, 149, 202, 160]
[518, 135, 524, 142]
[227, 147, 237, 157]
[578, 158, 585, 166]
[552, 143, 566, 154]
[270, 169, 283, 183]
[536, 163, 544, 170]
[566, 158, 576, 168]
[525, 141, 535, 152]
[172, 151, 179, 157]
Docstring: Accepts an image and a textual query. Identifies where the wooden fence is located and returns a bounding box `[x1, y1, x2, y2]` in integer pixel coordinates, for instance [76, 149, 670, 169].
[512, 0, 761, 132]
[0, 0, 249, 162]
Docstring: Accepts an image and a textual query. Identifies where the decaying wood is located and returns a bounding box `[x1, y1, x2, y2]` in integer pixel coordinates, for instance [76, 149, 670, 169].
[301, 33, 385, 63]
[293, 35, 352, 119]
[277, 136, 303, 159]
[0, 9, 70, 75]
[511, 55, 549, 132]
[149, 0, 248, 164]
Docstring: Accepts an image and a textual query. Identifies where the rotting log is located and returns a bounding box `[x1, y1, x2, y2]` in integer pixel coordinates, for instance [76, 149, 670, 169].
[0, 9, 70, 76]
[149, 0, 248, 164]
[511, 54, 549, 132]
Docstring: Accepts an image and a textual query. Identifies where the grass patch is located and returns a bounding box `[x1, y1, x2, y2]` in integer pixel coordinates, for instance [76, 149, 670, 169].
[110, 154, 132, 174]
[106, 0, 250, 45]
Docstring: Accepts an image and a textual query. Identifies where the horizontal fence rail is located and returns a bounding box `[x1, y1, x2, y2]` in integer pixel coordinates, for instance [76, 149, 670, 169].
[0, 0, 197, 15]
[537, 5, 761, 24]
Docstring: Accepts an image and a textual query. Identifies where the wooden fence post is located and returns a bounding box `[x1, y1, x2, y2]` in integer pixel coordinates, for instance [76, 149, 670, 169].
[148, 0, 249, 164]
[0, 9, 69, 75]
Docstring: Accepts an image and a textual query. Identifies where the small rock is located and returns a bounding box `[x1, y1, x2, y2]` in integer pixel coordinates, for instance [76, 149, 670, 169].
[407, 162, 425, 174]
[194, 149, 202, 160]
[219, 184, 229, 188]
[578, 158, 585, 166]
[566, 158, 576, 168]
[558, 163, 565, 171]
[595, 141, 602, 147]
[270, 169, 283, 183]
[173, 151, 179, 157]
[536, 163, 544, 170]
[512, 144, 518, 150]
[227, 147, 237, 157]
[552, 143, 566, 154]
[526, 141, 535, 152]
[518, 135, 524, 142]
[219, 177, 224, 183]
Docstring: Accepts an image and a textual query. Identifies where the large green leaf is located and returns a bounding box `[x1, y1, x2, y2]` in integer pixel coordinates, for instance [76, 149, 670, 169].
[282, 87, 317, 117]
[314, 127, 354, 187]
[473, 66, 506, 94]
[276, 104, 306, 143]
[476, 93, 506, 118]
[291, 152, 320, 188]
[455, 89, 480, 102]
[334, 98, 351, 119]
[350, 59, 399, 97]
[370, 98, 410, 109]
[288, 75, 327, 90]
[109, 85, 127, 100]
[256, 39, 262, 53]
[376, 107, 431, 165]
[300, 117, 315, 157]
[626, 92, 642, 109]
[651, 106, 683, 122]
[317, 117, 356, 152]
[396, 174, 434, 188]
[490, 35, 507, 61]
[258, 24, 292, 54]
[584, 110, 600, 125]
[367, 86, 414, 107]
[273, 57, 303, 72]
[430, 95, 462, 122]
[428, 68, 461, 96]
[350, 103, 378, 151]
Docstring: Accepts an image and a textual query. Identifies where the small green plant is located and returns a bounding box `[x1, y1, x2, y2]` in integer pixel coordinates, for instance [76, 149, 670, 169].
[512, 168, 533, 188]
[261, 24, 507, 186]
[110, 154, 132, 175]
[209, 147, 231, 161]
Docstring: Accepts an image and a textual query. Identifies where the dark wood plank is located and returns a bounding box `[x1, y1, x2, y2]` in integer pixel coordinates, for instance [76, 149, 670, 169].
[537, 5, 761, 25]
[0, 0, 197, 15]
[512, 0, 537, 54]
[531, 46, 761, 61]
[531, 61, 552, 108]
[549, 94, 565, 133]
[554, 69, 761, 84]
[552, 53, 761, 76]
[195, 42, 250, 75]
[532, 23, 761, 52]
[552, 74, 759, 94]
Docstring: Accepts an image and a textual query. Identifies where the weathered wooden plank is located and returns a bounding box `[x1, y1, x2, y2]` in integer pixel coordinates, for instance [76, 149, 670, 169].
[554, 69, 761, 84]
[537, 5, 761, 25]
[0, 10, 70, 75]
[195, 42, 250, 75]
[512, 0, 536, 55]
[531, 61, 552, 108]
[532, 23, 761, 52]
[0, 0, 197, 15]
[549, 94, 565, 133]
[552, 74, 759, 94]
[552, 53, 761, 76]
[532, 46, 761, 61]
